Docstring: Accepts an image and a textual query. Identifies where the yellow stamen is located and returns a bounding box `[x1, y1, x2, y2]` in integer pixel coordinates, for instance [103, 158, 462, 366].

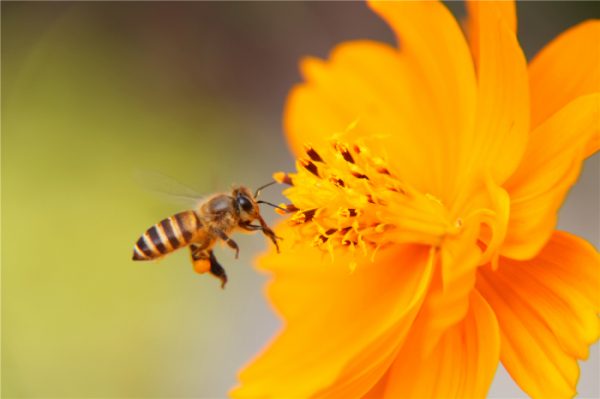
[276, 140, 465, 267]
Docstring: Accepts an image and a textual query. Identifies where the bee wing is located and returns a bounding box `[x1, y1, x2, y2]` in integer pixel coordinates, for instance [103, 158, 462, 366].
[133, 169, 206, 207]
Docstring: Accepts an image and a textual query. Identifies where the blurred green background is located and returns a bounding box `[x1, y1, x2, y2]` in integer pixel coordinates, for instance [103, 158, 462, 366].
[2, 2, 598, 398]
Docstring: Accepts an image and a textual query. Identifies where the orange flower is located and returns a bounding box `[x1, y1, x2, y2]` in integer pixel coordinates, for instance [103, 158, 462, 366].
[232, 1, 599, 398]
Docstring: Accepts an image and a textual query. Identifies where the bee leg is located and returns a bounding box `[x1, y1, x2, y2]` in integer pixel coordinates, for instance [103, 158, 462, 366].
[208, 250, 228, 289]
[212, 229, 240, 259]
[190, 245, 228, 288]
[190, 244, 211, 274]
[239, 222, 261, 231]
[243, 223, 282, 238]
[257, 216, 281, 253]
[240, 221, 281, 253]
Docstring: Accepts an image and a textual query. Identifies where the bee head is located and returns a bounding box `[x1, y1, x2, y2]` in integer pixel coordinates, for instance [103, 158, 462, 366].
[233, 186, 259, 222]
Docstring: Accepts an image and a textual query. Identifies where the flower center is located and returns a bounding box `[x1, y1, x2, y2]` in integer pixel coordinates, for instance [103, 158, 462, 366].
[275, 140, 463, 268]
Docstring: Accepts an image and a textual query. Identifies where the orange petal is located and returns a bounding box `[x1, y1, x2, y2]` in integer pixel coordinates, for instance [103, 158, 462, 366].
[454, 1, 529, 209]
[416, 218, 483, 356]
[366, 290, 500, 399]
[417, 179, 508, 356]
[529, 20, 600, 135]
[465, 0, 517, 71]
[284, 37, 471, 201]
[477, 231, 600, 398]
[231, 225, 435, 398]
[502, 94, 600, 260]
[284, 40, 440, 165]
[367, 0, 477, 200]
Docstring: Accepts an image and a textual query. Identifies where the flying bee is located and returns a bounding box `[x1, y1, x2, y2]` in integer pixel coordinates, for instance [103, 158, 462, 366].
[132, 182, 282, 288]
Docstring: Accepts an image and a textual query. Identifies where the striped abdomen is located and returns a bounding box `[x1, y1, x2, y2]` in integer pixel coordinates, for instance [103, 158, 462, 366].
[133, 211, 202, 261]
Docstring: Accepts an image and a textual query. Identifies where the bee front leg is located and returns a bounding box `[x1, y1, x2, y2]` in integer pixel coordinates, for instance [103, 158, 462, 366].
[239, 222, 262, 231]
[257, 216, 281, 253]
[211, 229, 239, 259]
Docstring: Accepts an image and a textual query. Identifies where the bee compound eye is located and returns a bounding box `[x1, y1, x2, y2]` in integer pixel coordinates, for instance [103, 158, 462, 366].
[238, 195, 253, 212]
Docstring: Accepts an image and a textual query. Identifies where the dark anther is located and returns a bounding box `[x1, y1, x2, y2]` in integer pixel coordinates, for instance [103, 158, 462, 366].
[341, 148, 355, 164]
[285, 204, 299, 212]
[301, 159, 320, 177]
[388, 186, 407, 195]
[330, 177, 345, 187]
[276, 173, 294, 186]
[302, 209, 318, 223]
[325, 228, 337, 235]
[334, 142, 355, 164]
[351, 172, 369, 180]
[305, 146, 324, 163]
[340, 226, 352, 234]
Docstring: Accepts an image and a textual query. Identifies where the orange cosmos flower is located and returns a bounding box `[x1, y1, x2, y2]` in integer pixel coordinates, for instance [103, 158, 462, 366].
[232, 1, 599, 398]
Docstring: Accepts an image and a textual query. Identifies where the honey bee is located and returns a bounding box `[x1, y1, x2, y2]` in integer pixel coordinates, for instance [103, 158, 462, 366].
[132, 182, 281, 288]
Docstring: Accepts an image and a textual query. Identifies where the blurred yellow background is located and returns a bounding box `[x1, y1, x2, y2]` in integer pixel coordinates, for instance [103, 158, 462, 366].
[2, 2, 598, 398]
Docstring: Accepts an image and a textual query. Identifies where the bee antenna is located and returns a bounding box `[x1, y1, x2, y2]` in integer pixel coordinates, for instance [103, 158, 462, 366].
[257, 200, 288, 212]
[254, 181, 277, 198]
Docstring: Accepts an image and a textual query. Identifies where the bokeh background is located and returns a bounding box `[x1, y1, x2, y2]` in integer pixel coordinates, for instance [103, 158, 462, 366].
[2, 1, 598, 398]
